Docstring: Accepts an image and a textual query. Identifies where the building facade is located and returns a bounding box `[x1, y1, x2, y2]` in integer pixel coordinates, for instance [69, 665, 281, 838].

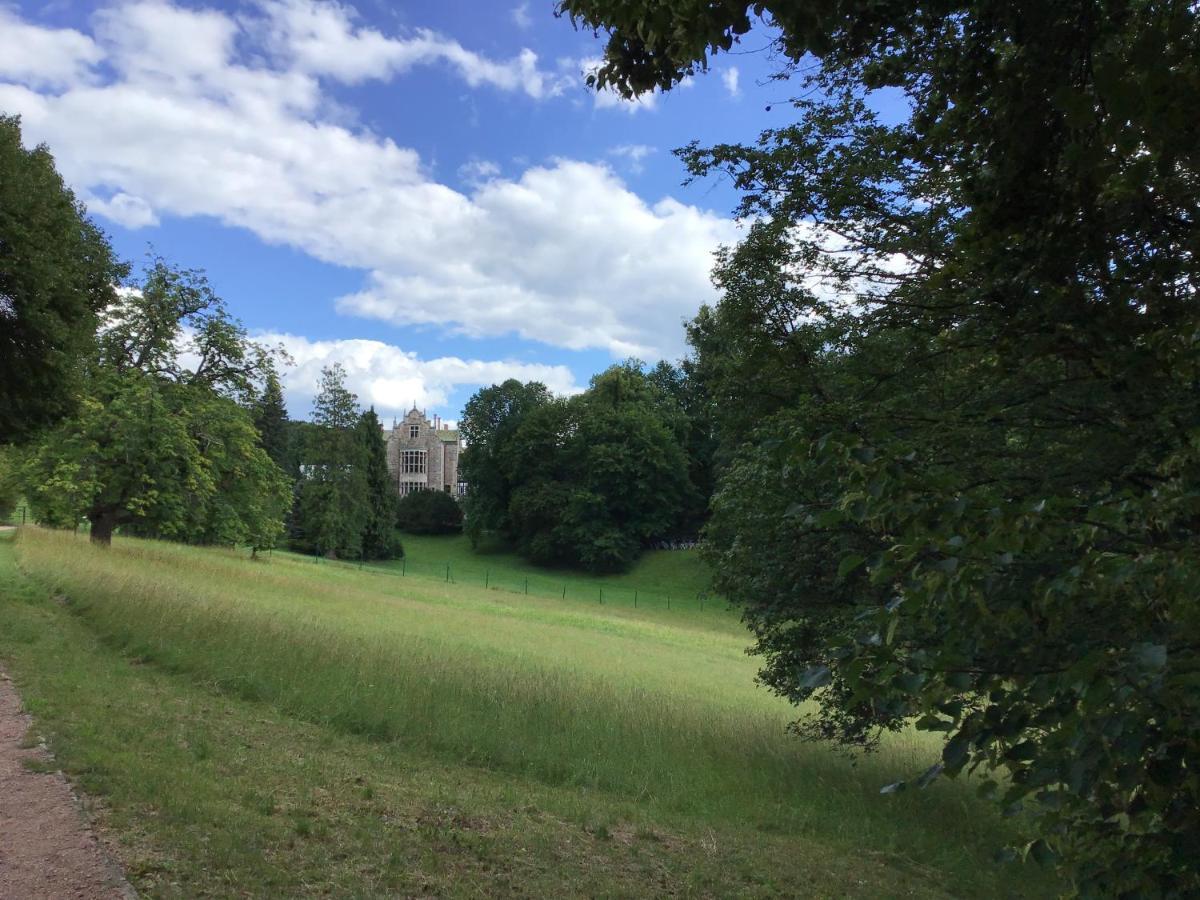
[384, 407, 463, 498]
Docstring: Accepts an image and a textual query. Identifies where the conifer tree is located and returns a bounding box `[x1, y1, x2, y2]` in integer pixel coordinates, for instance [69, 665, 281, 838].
[254, 369, 289, 470]
[356, 407, 401, 560]
[296, 364, 367, 558]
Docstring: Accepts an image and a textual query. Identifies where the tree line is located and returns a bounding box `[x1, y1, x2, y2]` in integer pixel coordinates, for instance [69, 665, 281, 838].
[0, 113, 407, 559]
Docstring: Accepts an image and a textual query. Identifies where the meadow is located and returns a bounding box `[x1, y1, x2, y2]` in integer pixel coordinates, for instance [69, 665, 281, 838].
[0, 528, 1056, 897]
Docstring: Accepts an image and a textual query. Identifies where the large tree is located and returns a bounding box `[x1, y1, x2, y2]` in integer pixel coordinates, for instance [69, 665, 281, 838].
[293, 364, 368, 559]
[24, 259, 289, 546]
[559, 1, 1200, 893]
[356, 407, 401, 560]
[0, 115, 127, 441]
[462, 365, 694, 571]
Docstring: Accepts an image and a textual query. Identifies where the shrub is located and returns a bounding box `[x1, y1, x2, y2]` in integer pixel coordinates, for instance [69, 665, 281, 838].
[396, 489, 463, 535]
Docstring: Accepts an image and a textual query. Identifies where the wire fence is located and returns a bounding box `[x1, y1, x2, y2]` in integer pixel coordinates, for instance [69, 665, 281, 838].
[6, 509, 723, 616]
[297, 549, 724, 616]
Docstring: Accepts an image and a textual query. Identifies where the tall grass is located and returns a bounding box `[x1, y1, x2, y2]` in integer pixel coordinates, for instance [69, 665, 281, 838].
[15, 527, 1039, 892]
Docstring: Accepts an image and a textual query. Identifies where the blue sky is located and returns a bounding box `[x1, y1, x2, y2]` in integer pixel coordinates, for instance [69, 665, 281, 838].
[0, 1, 806, 421]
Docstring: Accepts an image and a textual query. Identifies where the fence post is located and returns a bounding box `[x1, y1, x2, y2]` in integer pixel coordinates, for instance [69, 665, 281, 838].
[667, 595, 671, 610]
[21, 507, 26, 526]
[599, 587, 603, 604]
[634, 590, 638, 608]
[485, 569, 489, 589]
[561, 585, 566, 600]
[402, 557, 406, 576]
[359, 552, 364, 570]
[445, 563, 450, 583]
[524, 578, 528, 595]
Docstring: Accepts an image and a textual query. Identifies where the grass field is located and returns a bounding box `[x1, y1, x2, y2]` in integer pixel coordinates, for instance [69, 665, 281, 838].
[0, 528, 1056, 897]
[366, 531, 718, 614]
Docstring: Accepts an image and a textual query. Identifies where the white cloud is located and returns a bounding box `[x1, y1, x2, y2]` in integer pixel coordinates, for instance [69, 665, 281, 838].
[0, 2, 733, 360]
[256, 0, 569, 97]
[0, 9, 103, 89]
[511, 3, 532, 29]
[262, 332, 581, 419]
[334, 161, 734, 357]
[608, 143, 655, 174]
[458, 158, 501, 186]
[721, 66, 740, 98]
[85, 191, 159, 228]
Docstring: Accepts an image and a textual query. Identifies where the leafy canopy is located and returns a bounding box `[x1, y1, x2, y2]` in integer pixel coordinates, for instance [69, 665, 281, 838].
[0, 115, 127, 441]
[24, 259, 290, 548]
[461, 364, 696, 572]
[559, 0, 1200, 894]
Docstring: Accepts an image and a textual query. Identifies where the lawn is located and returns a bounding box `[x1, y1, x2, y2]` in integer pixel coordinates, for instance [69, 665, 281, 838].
[0, 528, 1057, 897]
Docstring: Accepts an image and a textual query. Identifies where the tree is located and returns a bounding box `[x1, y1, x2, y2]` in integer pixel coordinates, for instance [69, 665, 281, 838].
[459, 379, 554, 547]
[396, 489, 463, 535]
[356, 407, 401, 559]
[0, 115, 127, 441]
[254, 369, 290, 469]
[558, 1, 1200, 893]
[24, 259, 289, 546]
[294, 364, 368, 559]
[462, 365, 694, 571]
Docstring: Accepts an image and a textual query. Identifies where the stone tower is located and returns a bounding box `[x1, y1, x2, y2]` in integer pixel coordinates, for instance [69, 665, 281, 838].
[384, 408, 463, 497]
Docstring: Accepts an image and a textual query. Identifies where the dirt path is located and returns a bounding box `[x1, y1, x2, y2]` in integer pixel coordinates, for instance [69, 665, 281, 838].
[0, 669, 133, 899]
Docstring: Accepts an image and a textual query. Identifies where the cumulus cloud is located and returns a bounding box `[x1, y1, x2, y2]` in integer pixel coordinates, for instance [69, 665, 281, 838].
[262, 332, 581, 419]
[0, 8, 103, 89]
[721, 67, 740, 98]
[0, 2, 733, 359]
[256, 0, 570, 97]
[84, 191, 160, 229]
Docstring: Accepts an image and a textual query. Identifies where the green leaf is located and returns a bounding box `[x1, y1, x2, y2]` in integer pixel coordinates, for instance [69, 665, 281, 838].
[837, 553, 866, 580]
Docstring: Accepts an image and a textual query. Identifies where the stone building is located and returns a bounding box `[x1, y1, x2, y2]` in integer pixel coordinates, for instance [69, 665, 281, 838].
[384, 407, 464, 498]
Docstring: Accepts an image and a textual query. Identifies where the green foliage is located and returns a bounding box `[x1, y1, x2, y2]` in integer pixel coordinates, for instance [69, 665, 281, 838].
[0, 115, 128, 441]
[254, 370, 289, 470]
[22, 259, 289, 547]
[396, 488, 462, 535]
[560, 1, 1200, 894]
[293, 364, 368, 559]
[356, 408, 402, 559]
[459, 379, 554, 547]
[0, 445, 20, 520]
[462, 365, 695, 572]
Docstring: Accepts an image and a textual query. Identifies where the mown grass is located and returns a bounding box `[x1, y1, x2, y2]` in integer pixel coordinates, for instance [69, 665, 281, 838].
[2, 528, 1056, 897]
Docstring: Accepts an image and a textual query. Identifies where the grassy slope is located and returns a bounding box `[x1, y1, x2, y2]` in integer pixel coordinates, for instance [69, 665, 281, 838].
[0, 530, 1055, 897]
[377, 532, 717, 612]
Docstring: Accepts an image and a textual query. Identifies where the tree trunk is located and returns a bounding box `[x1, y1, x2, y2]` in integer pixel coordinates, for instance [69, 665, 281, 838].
[89, 509, 119, 546]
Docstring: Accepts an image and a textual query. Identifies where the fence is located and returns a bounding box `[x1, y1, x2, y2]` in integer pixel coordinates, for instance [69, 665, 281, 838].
[298, 550, 723, 616]
[1, 505, 27, 527]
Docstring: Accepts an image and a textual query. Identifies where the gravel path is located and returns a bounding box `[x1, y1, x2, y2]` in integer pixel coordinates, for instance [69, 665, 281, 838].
[0, 670, 133, 899]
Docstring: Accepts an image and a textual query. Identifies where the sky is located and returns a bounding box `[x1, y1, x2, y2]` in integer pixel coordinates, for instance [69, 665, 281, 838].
[0, 0, 797, 422]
